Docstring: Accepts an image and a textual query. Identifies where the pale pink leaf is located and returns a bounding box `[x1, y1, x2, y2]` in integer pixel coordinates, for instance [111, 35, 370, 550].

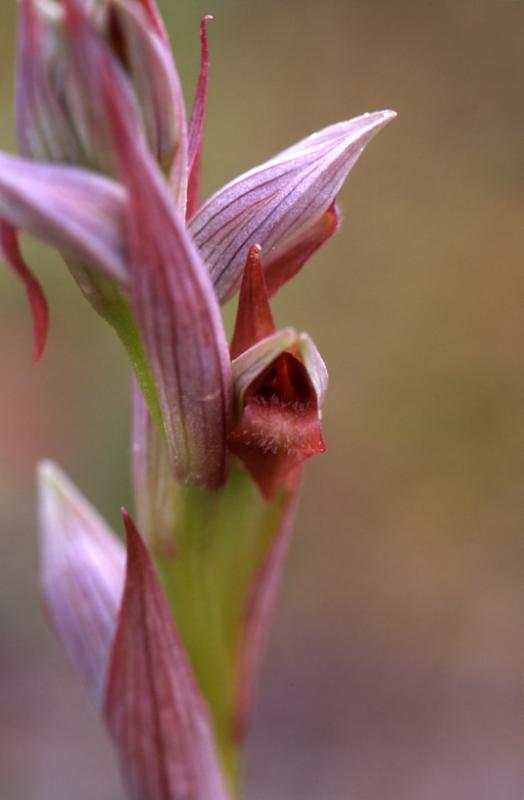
[38, 461, 125, 705]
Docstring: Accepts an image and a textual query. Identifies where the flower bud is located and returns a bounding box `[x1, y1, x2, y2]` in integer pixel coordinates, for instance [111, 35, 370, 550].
[17, 0, 186, 182]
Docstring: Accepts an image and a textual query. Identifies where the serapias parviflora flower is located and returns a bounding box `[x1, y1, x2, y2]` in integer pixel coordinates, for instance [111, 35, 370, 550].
[3, 0, 396, 795]
[229, 245, 328, 499]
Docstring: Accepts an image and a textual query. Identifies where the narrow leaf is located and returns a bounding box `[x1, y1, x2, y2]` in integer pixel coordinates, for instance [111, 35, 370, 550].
[187, 15, 213, 219]
[105, 511, 230, 800]
[230, 244, 275, 359]
[0, 220, 49, 362]
[189, 110, 396, 302]
[38, 461, 125, 705]
[0, 153, 128, 284]
[105, 68, 232, 488]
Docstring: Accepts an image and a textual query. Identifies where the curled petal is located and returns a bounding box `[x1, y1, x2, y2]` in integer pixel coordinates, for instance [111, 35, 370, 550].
[0, 153, 128, 283]
[38, 461, 125, 705]
[105, 69, 232, 488]
[187, 15, 213, 218]
[294, 332, 329, 408]
[105, 511, 230, 800]
[0, 220, 49, 362]
[231, 328, 297, 417]
[190, 110, 396, 302]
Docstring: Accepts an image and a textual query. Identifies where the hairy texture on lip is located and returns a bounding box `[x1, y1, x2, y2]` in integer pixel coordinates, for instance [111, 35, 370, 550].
[229, 352, 325, 499]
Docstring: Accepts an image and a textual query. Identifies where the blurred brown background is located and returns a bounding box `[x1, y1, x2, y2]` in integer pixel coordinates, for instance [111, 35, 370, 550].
[1, 1, 523, 798]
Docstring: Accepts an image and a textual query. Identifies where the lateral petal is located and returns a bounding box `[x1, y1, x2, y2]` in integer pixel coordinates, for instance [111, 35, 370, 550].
[190, 110, 396, 302]
[105, 511, 230, 800]
[38, 461, 125, 705]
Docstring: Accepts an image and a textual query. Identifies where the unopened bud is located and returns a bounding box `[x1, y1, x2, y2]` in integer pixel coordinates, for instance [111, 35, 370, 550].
[17, 0, 186, 182]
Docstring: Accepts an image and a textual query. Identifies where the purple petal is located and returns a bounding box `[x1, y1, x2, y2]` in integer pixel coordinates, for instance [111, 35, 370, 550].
[38, 461, 125, 705]
[105, 511, 230, 800]
[61, 0, 144, 176]
[16, 0, 82, 162]
[0, 220, 49, 362]
[107, 0, 188, 199]
[134, 0, 169, 41]
[189, 110, 396, 302]
[105, 71, 232, 488]
[187, 16, 213, 219]
[0, 153, 128, 283]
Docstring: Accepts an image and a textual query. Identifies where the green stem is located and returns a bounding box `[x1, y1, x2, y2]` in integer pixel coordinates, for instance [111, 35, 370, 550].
[155, 463, 289, 795]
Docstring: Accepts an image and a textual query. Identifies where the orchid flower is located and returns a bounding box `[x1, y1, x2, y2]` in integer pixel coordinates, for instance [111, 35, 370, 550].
[2, 0, 395, 796]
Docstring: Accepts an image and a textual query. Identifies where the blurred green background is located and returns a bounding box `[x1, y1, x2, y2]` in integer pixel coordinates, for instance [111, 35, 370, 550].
[1, 1, 523, 798]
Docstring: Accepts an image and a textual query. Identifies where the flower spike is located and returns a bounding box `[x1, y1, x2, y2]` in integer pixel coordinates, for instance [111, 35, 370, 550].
[104, 64, 232, 488]
[187, 15, 213, 219]
[105, 510, 230, 800]
[190, 110, 396, 302]
[0, 221, 49, 362]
